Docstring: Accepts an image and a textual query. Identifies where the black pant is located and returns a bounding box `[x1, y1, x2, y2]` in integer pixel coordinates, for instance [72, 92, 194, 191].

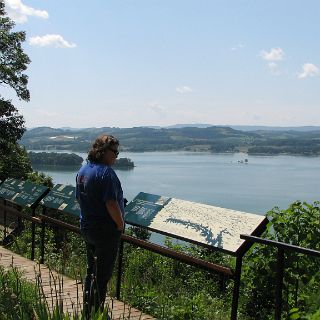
[81, 222, 121, 318]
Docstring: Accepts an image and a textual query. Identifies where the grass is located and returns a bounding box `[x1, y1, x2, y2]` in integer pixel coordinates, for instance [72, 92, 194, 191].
[0, 260, 146, 320]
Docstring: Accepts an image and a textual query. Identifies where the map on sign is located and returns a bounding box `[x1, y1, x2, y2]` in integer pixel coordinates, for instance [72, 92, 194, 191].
[125, 192, 267, 254]
[0, 178, 49, 208]
[41, 184, 80, 217]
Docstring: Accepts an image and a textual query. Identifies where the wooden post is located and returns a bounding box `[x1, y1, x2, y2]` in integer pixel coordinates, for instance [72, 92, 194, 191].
[231, 256, 243, 320]
[31, 207, 36, 260]
[40, 207, 46, 264]
[275, 248, 285, 320]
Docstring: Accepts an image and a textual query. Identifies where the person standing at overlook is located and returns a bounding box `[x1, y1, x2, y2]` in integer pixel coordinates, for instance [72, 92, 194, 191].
[76, 134, 125, 319]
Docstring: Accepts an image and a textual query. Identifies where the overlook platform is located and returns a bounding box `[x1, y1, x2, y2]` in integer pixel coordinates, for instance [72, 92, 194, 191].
[0, 245, 155, 320]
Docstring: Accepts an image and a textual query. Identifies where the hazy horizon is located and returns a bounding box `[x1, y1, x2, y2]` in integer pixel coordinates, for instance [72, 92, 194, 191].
[26, 124, 320, 131]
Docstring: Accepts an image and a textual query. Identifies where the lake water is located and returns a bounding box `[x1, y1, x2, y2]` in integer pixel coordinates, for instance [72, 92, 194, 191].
[33, 151, 320, 216]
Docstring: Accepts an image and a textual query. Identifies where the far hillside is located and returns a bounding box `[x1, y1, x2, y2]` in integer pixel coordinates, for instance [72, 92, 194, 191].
[21, 126, 320, 155]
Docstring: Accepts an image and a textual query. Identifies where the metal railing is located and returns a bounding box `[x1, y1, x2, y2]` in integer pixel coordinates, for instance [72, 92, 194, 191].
[240, 234, 320, 320]
[4, 202, 318, 319]
[1, 202, 240, 317]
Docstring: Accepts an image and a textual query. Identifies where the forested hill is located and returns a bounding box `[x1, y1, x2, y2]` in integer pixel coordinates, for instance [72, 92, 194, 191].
[20, 126, 320, 155]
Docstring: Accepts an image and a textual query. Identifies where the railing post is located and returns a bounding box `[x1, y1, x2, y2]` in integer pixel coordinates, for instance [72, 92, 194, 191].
[231, 255, 243, 320]
[116, 237, 124, 300]
[275, 247, 285, 320]
[17, 205, 23, 231]
[31, 208, 36, 260]
[219, 274, 227, 292]
[40, 219, 45, 264]
[40, 207, 46, 264]
[3, 200, 7, 240]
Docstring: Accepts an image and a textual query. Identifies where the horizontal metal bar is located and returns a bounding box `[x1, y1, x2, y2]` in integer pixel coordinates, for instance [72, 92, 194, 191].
[240, 234, 320, 258]
[38, 214, 81, 234]
[0, 204, 41, 224]
[126, 221, 235, 256]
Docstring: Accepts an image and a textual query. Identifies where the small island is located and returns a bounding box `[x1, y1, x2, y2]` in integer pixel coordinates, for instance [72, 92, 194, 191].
[28, 152, 83, 166]
[28, 152, 134, 169]
[113, 157, 135, 169]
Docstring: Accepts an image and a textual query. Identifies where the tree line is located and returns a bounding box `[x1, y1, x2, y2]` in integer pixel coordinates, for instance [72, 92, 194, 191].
[28, 152, 84, 166]
[28, 152, 134, 169]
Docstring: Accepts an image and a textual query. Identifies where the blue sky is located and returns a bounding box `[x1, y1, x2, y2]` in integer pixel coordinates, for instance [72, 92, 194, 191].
[3, 0, 320, 128]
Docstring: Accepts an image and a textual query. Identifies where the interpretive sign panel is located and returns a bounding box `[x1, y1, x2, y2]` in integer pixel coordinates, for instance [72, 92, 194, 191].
[0, 178, 49, 208]
[125, 192, 267, 255]
[41, 184, 80, 217]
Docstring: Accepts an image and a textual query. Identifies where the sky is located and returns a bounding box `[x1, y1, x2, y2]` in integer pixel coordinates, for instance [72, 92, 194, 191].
[2, 0, 320, 128]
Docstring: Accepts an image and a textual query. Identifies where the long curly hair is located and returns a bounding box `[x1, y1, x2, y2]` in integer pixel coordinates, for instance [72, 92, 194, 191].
[87, 134, 119, 163]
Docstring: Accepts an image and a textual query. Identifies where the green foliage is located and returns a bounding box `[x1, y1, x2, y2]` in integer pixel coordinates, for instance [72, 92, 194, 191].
[0, 143, 32, 180]
[242, 201, 320, 320]
[26, 171, 54, 188]
[0, 1, 29, 141]
[0, 99, 26, 148]
[0, 265, 42, 319]
[119, 238, 233, 319]
[309, 309, 320, 320]
[0, 2, 31, 180]
[248, 145, 320, 156]
[127, 226, 151, 240]
[0, 2, 30, 101]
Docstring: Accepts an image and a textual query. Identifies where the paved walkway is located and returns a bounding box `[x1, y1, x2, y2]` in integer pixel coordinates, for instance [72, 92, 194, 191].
[0, 245, 155, 320]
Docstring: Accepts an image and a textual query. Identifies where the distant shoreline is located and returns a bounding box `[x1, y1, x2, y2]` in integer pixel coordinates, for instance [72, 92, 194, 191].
[21, 126, 320, 157]
[26, 148, 320, 158]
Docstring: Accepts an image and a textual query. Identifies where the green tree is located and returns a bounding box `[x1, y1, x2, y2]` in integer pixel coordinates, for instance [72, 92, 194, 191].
[0, 1, 32, 180]
[242, 201, 320, 319]
[0, 143, 31, 180]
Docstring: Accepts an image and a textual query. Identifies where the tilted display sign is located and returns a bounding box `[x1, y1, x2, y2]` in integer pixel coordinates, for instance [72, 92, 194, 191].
[0, 178, 49, 208]
[41, 184, 80, 217]
[125, 192, 268, 255]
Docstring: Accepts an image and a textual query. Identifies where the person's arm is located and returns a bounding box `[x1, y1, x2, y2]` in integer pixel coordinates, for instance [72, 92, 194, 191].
[105, 199, 125, 231]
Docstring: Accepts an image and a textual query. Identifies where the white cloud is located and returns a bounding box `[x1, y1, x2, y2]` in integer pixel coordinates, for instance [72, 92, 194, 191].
[260, 48, 285, 61]
[148, 101, 165, 113]
[4, 0, 48, 23]
[231, 43, 244, 51]
[29, 34, 76, 48]
[268, 62, 281, 75]
[298, 63, 320, 79]
[268, 62, 277, 69]
[176, 86, 193, 94]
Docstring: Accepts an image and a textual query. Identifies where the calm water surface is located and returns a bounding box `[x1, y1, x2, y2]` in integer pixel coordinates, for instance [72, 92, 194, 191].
[34, 152, 320, 215]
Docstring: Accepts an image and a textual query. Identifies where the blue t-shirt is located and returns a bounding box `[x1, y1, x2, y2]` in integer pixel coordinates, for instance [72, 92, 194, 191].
[76, 161, 125, 229]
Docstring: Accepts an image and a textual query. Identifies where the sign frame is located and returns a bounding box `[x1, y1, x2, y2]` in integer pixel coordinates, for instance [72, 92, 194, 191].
[125, 192, 268, 257]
